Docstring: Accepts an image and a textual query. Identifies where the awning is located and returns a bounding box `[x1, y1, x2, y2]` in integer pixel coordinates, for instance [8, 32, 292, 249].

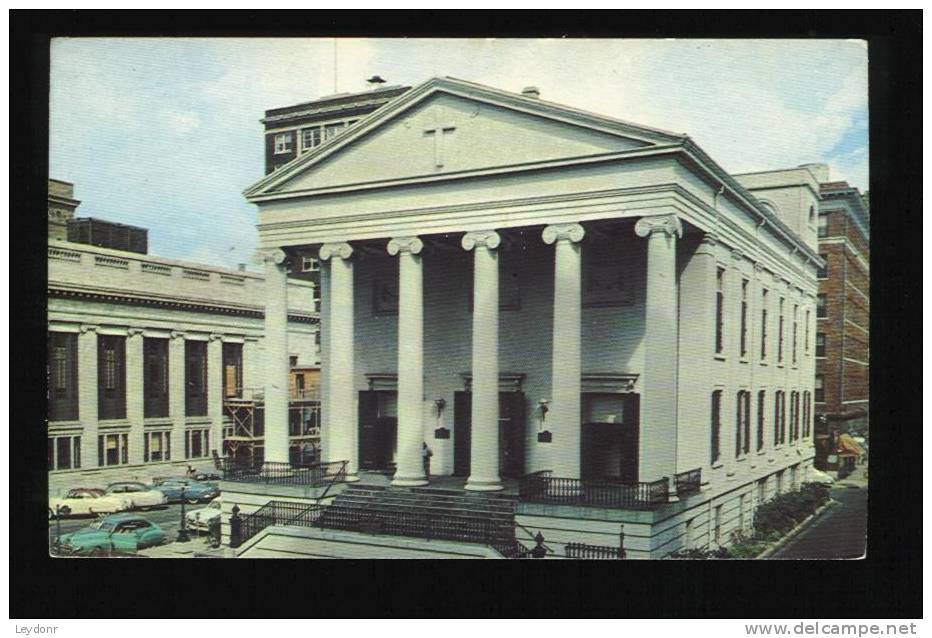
[837, 433, 866, 458]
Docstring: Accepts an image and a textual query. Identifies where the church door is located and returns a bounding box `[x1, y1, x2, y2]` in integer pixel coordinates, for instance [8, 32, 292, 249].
[453, 391, 526, 478]
[358, 390, 398, 471]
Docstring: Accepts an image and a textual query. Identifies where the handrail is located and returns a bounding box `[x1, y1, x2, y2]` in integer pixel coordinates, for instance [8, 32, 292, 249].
[674, 468, 702, 496]
[519, 470, 669, 510]
[220, 459, 348, 487]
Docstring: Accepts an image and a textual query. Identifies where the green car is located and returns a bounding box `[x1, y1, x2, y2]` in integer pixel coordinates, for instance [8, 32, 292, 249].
[56, 513, 168, 555]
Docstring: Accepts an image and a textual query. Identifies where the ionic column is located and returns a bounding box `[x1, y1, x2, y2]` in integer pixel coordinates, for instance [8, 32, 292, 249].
[318, 242, 358, 479]
[125, 329, 145, 466]
[634, 214, 683, 484]
[262, 248, 290, 464]
[542, 223, 585, 479]
[388, 236, 428, 487]
[78, 325, 99, 469]
[462, 230, 503, 492]
[207, 334, 224, 460]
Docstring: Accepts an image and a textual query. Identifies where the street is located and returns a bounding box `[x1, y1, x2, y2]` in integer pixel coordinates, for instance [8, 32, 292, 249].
[48, 502, 215, 548]
[770, 476, 868, 559]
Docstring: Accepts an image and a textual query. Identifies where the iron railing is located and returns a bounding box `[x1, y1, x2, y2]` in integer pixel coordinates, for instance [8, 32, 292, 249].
[519, 470, 669, 509]
[565, 542, 625, 560]
[220, 459, 347, 487]
[231, 501, 323, 548]
[674, 468, 702, 496]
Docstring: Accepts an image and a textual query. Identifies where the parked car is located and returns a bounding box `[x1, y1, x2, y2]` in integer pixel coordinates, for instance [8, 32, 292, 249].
[102, 482, 168, 510]
[49, 488, 132, 519]
[808, 469, 836, 486]
[152, 477, 220, 504]
[56, 513, 167, 555]
[185, 497, 222, 532]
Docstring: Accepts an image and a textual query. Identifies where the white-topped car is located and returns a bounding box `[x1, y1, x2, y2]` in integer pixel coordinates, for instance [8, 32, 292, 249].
[103, 481, 168, 510]
[185, 498, 221, 532]
[49, 488, 132, 519]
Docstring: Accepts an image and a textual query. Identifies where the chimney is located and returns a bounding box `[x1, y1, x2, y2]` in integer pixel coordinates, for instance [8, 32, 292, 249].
[521, 86, 540, 99]
[238, 263, 246, 272]
[799, 163, 830, 184]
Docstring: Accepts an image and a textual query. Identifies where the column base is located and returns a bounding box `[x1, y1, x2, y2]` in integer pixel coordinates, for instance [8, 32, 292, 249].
[465, 478, 504, 492]
[391, 475, 429, 487]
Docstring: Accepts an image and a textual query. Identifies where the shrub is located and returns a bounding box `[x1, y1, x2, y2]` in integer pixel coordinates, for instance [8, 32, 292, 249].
[668, 547, 729, 559]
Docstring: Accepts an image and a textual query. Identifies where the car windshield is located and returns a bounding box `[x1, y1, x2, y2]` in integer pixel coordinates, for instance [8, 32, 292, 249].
[90, 520, 116, 532]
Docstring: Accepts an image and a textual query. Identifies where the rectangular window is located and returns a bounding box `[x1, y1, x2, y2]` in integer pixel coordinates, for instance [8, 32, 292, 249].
[816, 333, 826, 357]
[98, 433, 129, 467]
[815, 375, 825, 403]
[184, 428, 210, 459]
[777, 298, 785, 364]
[792, 304, 799, 366]
[273, 132, 292, 154]
[776, 470, 785, 494]
[48, 332, 78, 421]
[185, 340, 208, 417]
[780, 392, 787, 444]
[301, 127, 322, 150]
[817, 255, 828, 279]
[757, 390, 765, 452]
[143, 338, 169, 418]
[324, 123, 345, 140]
[144, 431, 171, 463]
[735, 391, 750, 458]
[803, 391, 811, 437]
[222, 342, 243, 400]
[773, 390, 784, 446]
[714, 504, 723, 545]
[760, 289, 768, 361]
[711, 390, 722, 465]
[757, 479, 766, 505]
[739, 494, 747, 533]
[48, 435, 81, 471]
[817, 294, 827, 318]
[740, 279, 749, 358]
[804, 310, 811, 354]
[301, 256, 319, 272]
[715, 268, 725, 355]
[788, 391, 798, 442]
[98, 335, 126, 420]
[794, 391, 800, 442]
[817, 214, 829, 238]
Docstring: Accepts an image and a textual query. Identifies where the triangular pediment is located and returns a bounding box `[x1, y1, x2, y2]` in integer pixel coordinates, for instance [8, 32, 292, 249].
[246, 78, 683, 200]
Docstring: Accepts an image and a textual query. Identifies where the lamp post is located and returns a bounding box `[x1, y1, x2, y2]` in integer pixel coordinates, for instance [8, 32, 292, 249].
[54, 505, 62, 554]
[177, 485, 190, 543]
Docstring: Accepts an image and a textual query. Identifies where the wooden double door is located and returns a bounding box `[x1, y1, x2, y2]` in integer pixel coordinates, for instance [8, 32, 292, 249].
[358, 391, 398, 471]
[581, 394, 640, 482]
[452, 391, 526, 479]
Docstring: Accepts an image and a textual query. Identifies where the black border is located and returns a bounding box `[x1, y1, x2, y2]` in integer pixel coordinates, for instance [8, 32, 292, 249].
[10, 10, 921, 619]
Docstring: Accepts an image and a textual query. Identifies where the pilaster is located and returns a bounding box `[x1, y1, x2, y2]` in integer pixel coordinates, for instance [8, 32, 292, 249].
[78, 325, 99, 470]
[125, 328, 145, 466]
[207, 334, 224, 459]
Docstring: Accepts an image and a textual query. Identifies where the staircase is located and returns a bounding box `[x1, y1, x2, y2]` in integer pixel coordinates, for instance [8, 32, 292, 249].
[315, 485, 530, 557]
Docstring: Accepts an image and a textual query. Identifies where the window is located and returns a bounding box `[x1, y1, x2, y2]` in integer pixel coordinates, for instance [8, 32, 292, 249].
[48, 332, 78, 421]
[222, 342, 243, 399]
[817, 255, 828, 279]
[301, 127, 322, 151]
[143, 338, 169, 418]
[98, 335, 126, 420]
[710, 390, 722, 465]
[817, 213, 829, 238]
[816, 333, 826, 357]
[777, 298, 785, 364]
[774, 390, 785, 446]
[324, 123, 345, 140]
[185, 429, 210, 459]
[301, 256, 319, 272]
[809, 205, 815, 225]
[735, 390, 750, 457]
[802, 391, 811, 438]
[185, 340, 208, 417]
[289, 355, 298, 368]
[757, 478, 767, 505]
[97, 433, 129, 467]
[805, 310, 811, 354]
[143, 431, 171, 463]
[740, 279, 749, 358]
[312, 284, 321, 313]
[792, 304, 799, 366]
[789, 391, 798, 442]
[779, 392, 787, 444]
[714, 504, 723, 545]
[756, 390, 766, 452]
[49, 435, 81, 470]
[776, 470, 785, 494]
[685, 518, 696, 550]
[815, 375, 825, 403]
[739, 494, 748, 532]
[817, 294, 827, 318]
[715, 268, 725, 355]
[760, 289, 768, 361]
[273, 132, 292, 154]
[790, 465, 799, 490]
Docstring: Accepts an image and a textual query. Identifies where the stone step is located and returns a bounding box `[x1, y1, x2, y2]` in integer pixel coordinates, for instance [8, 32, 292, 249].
[324, 500, 515, 522]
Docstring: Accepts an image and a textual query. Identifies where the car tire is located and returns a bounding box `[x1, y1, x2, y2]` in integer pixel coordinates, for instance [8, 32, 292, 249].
[187, 497, 200, 505]
[59, 506, 71, 517]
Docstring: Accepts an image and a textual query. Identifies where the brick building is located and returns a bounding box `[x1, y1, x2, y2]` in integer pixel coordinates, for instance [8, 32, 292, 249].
[814, 176, 870, 444]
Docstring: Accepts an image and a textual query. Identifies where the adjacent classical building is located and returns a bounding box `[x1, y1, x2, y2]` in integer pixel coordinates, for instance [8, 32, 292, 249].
[225, 78, 823, 558]
[47, 181, 320, 495]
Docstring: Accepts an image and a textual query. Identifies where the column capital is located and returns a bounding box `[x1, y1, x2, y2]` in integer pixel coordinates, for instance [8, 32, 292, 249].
[635, 214, 683, 239]
[542, 223, 585, 245]
[461, 230, 501, 251]
[208, 333, 224, 342]
[387, 236, 424, 256]
[319, 242, 354, 261]
[258, 248, 287, 265]
[127, 327, 145, 338]
[79, 324, 97, 334]
[170, 330, 185, 340]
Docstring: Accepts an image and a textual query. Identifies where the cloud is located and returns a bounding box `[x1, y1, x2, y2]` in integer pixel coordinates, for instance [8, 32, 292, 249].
[49, 38, 869, 268]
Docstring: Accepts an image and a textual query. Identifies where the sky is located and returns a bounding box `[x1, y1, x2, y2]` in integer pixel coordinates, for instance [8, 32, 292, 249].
[49, 38, 868, 270]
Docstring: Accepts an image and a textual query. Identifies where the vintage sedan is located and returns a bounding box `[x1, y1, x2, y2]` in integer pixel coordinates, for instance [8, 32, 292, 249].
[49, 488, 132, 519]
[153, 477, 220, 504]
[56, 513, 167, 555]
[185, 498, 222, 532]
[103, 482, 168, 510]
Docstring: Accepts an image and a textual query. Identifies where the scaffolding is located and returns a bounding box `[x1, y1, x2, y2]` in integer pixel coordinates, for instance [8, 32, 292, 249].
[222, 388, 321, 467]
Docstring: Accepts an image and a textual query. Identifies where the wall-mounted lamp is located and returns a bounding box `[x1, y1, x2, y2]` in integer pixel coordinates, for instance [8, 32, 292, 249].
[537, 399, 552, 443]
[433, 398, 450, 440]
[434, 397, 446, 417]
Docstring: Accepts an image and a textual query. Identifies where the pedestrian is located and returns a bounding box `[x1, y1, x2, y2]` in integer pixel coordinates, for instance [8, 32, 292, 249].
[186, 464, 196, 478]
[422, 442, 433, 480]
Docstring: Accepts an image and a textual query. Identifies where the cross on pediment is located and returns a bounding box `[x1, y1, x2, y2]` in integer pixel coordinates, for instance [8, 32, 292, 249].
[422, 107, 457, 169]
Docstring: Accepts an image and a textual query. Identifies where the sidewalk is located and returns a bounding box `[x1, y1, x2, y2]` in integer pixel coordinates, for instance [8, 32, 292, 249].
[138, 540, 213, 558]
[835, 460, 868, 489]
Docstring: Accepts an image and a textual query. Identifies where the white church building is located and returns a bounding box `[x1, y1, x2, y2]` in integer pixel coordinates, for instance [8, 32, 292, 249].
[228, 77, 821, 558]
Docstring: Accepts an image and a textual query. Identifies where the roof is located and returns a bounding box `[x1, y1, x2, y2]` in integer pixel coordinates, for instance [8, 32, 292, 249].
[263, 85, 412, 126]
[820, 181, 870, 241]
